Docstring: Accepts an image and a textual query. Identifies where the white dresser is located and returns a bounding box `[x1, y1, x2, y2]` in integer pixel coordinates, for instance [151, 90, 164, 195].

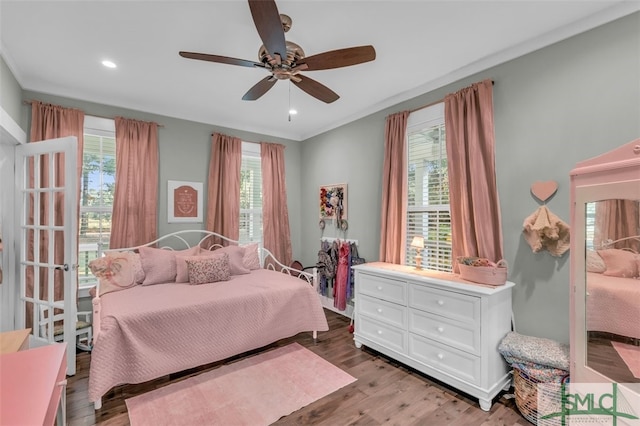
[352, 262, 514, 411]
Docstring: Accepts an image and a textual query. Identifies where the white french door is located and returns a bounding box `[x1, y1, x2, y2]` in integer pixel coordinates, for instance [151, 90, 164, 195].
[15, 136, 78, 375]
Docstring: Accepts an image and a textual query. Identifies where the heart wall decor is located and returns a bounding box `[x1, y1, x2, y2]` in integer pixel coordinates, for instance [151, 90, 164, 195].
[530, 180, 558, 203]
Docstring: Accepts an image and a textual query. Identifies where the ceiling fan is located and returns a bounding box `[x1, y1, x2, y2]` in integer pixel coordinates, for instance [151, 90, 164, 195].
[179, 0, 376, 104]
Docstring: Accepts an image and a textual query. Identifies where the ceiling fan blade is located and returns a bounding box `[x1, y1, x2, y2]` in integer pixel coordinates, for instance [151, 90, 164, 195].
[179, 51, 264, 68]
[297, 45, 376, 71]
[292, 75, 339, 104]
[242, 76, 277, 101]
[248, 0, 287, 61]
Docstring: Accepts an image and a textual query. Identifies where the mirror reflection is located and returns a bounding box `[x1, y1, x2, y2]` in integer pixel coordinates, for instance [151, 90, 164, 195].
[585, 198, 640, 383]
[0, 187, 3, 284]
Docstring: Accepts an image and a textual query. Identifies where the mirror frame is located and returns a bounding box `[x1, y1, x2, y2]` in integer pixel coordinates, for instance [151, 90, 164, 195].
[573, 180, 639, 385]
[570, 138, 640, 399]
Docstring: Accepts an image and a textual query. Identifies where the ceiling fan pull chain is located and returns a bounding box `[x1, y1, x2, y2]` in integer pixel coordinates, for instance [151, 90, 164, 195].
[288, 81, 292, 122]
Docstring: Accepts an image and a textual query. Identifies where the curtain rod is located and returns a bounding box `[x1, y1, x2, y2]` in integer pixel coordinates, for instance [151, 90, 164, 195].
[23, 100, 165, 128]
[409, 80, 495, 114]
[210, 134, 263, 145]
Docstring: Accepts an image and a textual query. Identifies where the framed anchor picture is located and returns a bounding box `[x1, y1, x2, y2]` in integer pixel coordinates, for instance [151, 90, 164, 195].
[168, 180, 203, 223]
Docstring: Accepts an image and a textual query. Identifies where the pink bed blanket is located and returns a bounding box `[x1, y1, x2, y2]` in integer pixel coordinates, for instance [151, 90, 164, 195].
[587, 272, 640, 340]
[88, 269, 329, 403]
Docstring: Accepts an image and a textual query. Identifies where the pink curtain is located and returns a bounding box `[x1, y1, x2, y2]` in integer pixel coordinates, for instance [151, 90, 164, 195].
[28, 101, 84, 327]
[110, 117, 159, 248]
[445, 79, 503, 270]
[261, 142, 293, 268]
[594, 199, 640, 251]
[205, 133, 241, 245]
[379, 111, 410, 263]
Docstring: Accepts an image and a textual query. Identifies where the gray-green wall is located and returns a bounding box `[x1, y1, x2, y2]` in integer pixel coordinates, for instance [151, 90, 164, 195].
[4, 12, 639, 343]
[18, 92, 306, 258]
[1, 55, 23, 124]
[300, 12, 640, 343]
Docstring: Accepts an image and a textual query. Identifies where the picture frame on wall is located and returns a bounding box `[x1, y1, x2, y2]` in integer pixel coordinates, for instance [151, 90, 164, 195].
[168, 180, 203, 223]
[319, 183, 347, 220]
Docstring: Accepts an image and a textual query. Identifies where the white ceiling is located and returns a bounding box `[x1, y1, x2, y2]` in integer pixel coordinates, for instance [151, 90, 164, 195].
[1, 1, 638, 141]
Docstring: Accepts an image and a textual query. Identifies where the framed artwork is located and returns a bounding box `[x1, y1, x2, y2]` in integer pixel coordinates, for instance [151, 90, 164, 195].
[319, 183, 347, 220]
[168, 180, 203, 223]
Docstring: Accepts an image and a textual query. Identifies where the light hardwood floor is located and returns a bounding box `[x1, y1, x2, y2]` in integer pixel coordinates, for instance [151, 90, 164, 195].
[67, 310, 531, 425]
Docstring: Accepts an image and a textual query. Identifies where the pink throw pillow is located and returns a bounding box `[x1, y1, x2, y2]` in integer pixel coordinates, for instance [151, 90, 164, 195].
[200, 245, 250, 275]
[242, 242, 261, 270]
[175, 249, 217, 283]
[89, 252, 144, 295]
[175, 254, 195, 283]
[586, 250, 606, 273]
[186, 253, 230, 284]
[597, 249, 639, 278]
[139, 246, 200, 285]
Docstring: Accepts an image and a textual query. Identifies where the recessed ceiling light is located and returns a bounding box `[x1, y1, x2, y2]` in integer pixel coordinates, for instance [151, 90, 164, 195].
[102, 60, 117, 69]
[289, 109, 298, 115]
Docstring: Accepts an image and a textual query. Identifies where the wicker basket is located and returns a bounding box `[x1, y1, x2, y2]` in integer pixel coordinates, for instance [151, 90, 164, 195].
[458, 259, 508, 286]
[513, 368, 569, 425]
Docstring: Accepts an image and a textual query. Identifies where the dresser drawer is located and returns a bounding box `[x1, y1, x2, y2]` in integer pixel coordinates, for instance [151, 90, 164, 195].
[409, 334, 481, 386]
[409, 283, 480, 323]
[358, 273, 406, 305]
[359, 294, 406, 328]
[409, 310, 480, 354]
[357, 316, 407, 354]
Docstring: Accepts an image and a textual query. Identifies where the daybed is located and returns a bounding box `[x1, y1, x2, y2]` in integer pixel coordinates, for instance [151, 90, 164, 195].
[586, 247, 640, 340]
[87, 230, 329, 409]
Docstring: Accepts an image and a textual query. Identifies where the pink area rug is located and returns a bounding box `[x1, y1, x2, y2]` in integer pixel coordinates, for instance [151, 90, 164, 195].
[612, 341, 640, 379]
[126, 343, 356, 426]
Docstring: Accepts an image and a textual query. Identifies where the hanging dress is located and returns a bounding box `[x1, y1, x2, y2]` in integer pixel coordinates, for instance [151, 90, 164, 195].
[317, 240, 330, 296]
[346, 242, 353, 301]
[334, 241, 350, 311]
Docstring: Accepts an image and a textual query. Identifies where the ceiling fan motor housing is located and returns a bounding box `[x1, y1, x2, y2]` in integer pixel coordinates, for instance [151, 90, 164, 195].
[179, 1, 374, 103]
[259, 41, 305, 79]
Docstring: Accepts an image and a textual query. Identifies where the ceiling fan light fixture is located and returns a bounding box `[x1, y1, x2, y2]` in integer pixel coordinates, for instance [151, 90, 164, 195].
[179, 0, 375, 104]
[288, 109, 297, 115]
[101, 60, 117, 69]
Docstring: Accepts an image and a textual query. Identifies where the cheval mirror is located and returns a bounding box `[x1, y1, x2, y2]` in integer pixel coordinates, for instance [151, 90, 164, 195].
[570, 138, 640, 401]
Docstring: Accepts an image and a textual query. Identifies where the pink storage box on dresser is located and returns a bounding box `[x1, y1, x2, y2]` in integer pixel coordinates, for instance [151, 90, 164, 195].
[457, 257, 508, 286]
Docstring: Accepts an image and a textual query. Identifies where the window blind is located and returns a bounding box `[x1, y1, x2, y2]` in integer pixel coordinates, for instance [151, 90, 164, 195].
[240, 142, 262, 244]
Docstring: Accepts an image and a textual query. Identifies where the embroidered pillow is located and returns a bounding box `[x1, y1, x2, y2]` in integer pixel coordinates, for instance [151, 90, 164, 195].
[186, 253, 230, 284]
[597, 249, 639, 278]
[139, 246, 200, 285]
[89, 252, 144, 295]
[586, 250, 606, 273]
[200, 245, 250, 275]
[242, 242, 261, 270]
[175, 248, 223, 283]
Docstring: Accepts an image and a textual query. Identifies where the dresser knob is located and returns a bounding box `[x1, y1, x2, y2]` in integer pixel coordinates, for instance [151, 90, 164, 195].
[437, 327, 444, 333]
[437, 300, 444, 306]
[437, 353, 444, 360]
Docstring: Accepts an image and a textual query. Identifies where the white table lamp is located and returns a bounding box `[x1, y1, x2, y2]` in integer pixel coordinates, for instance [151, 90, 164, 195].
[411, 236, 424, 270]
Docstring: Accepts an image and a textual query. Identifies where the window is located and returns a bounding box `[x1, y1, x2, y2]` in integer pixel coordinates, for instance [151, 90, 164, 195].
[239, 142, 262, 243]
[78, 116, 115, 289]
[405, 103, 452, 272]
